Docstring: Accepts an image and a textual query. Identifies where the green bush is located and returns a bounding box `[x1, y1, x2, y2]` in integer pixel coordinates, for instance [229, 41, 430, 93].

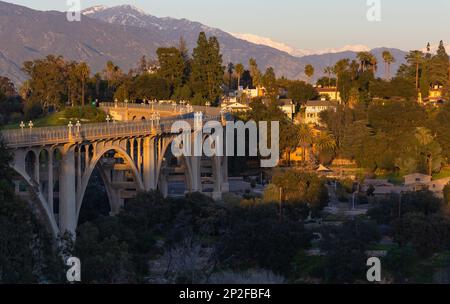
[64, 106, 106, 123]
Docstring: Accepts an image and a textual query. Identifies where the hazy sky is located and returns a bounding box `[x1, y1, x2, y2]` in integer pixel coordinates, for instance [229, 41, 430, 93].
[6, 0, 450, 51]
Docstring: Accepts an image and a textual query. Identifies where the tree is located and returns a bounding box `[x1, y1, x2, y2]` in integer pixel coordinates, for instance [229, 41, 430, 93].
[429, 40, 450, 87]
[157, 47, 186, 93]
[226, 62, 234, 90]
[261, 67, 278, 99]
[137, 55, 148, 74]
[304, 64, 314, 83]
[249, 58, 261, 88]
[333, 59, 350, 103]
[235, 63, 245, 88]
[287, 80, 317, 104]
[313, 132, 337, 163]
[0, 137, 63, 283]
[190, 32, 224, 103]
[76, 62, 90, 107]
[103, 60, 124, 99]
[382, 50, 395, 79]
[414, 127, 442, 176]
[22, 55, 68, 109]
[443, 183, 450, 207]
[132, 74, 171, 100]
[298, 123, 314, 162]
[406, 50, 425, 91]
[271, 170, 328, 209]
[323, 66, 334, 87]
[320, 220, 381, 283]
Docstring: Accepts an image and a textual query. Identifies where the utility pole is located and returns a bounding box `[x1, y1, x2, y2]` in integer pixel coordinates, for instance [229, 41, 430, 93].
[279, 187, 283, 221]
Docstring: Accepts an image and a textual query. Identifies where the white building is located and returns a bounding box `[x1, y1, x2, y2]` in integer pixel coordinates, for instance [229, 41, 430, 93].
[304, 99, 337, 125]
[221, 97, 251, 113]
[277, 99, 296, 120]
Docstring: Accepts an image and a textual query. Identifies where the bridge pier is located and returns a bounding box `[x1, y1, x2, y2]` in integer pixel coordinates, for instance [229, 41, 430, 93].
[143, 137, 157, 191]
[59, 147, 77, 237]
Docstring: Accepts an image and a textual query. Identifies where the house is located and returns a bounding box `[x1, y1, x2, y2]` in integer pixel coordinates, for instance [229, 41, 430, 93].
[236, 86, 265, 99]
[372, 186, 404, 200]
[221, 98, 251, 113]
[404, 173, 432, 186]
[262, 98, 296, 120]
[428, 85, 445, 103]
[304, 99, 338, 125]
[362, 179, 394, 193]
[426, 177, 450, 198]
[316, 86, 341, 102]
[277, 99, 296, 120]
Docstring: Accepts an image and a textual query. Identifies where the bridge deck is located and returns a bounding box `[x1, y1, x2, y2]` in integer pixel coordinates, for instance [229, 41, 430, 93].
[1, 114, 222, 148]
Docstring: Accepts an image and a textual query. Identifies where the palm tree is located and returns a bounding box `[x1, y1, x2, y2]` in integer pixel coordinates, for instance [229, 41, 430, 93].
[357, 52, 370, 72]
[406, 50, 425, 91]
[333, 59, 350, 102]
[349, 60, 360, 80]
[227, 62, 234, 90]
[369, 53, 378, 75]
[323, 66, 333, 87]
[313, 132, 337, 163]
[235, 63, 244, 89]
[304, 64, 314, 84]
[415, 127, 435, 176]
[298, 124, 314, 163]
[382, 50, 395, 79]
[77, 62, 90, 107]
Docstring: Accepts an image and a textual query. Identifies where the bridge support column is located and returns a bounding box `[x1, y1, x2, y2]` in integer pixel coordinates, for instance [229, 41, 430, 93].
[221, 156, 229, 193]
[187, 156, 202, 193]
[59, 147, 77, 237]
[47, 151, 54, 212]
[143, 137, 157, 191]
[160, 171, 169, 198]
[33, 150, 39, 184]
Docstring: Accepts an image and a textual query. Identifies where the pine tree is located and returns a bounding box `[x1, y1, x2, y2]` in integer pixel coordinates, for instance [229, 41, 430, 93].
[190, 32, 224, 104]
[157, 47, 185, 93]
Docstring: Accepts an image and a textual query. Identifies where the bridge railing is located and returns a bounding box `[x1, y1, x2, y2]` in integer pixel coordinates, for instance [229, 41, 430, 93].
[100, 102, 222, 116]
[1, 115, 224, 147]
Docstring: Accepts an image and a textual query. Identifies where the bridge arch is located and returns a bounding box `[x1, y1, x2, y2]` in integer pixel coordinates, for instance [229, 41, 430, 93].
[76, 144, 144, 222]
[11, 159, 59, 237]
[156, 135, 194, 197]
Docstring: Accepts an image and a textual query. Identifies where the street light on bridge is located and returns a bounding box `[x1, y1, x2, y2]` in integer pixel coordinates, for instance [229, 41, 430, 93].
[20, 121, 25, 134]
[106, 114, 111, 124]
[76, 120, 81, 134]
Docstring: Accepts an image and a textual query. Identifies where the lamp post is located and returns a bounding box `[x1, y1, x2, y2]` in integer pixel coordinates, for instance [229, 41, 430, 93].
[114, 98, 118, 108]
[106, 114, 111, 124]
[68, 121, 73, 140]
[150, 99, 155, 112]
[76, 120, 81, 134]
[125, 98, 129, 108]
[20, 121, 25, 135]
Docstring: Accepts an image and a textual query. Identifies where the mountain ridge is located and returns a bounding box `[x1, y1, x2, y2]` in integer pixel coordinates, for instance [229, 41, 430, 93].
[0, 1, 407, 86]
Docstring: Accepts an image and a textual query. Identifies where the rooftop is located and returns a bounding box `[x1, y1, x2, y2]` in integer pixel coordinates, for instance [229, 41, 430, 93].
[305, 100, 338, 107]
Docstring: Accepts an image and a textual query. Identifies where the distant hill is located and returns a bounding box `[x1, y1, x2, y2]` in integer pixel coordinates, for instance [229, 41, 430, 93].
[0, 1, 407, 85]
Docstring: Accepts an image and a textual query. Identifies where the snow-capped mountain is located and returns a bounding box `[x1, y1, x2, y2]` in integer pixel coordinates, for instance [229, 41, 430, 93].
[231, 33, 371, 57]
